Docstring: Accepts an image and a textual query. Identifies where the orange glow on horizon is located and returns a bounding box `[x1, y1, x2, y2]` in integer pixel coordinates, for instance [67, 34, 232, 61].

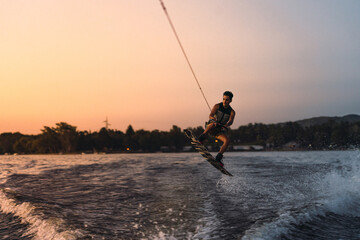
[1, 1, 359, 134]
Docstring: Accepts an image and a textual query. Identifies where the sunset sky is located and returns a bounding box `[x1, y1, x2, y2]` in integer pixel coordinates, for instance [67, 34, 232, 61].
[1, 0, 360, 134]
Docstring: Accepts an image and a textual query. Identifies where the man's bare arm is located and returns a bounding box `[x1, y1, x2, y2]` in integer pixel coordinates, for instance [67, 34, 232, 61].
[209, 104, 219, 121]
[224, 110, 236, 128]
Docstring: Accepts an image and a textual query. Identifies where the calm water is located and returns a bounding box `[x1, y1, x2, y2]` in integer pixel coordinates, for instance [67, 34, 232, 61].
[0, 151, 360, 240]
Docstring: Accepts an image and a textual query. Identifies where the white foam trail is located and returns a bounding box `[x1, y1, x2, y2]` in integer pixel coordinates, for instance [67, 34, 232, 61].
[241, 205, 325, 240]
[321, 166, 360, 217]
[0, 189, 84, 240]
[242, 151, 360, 240]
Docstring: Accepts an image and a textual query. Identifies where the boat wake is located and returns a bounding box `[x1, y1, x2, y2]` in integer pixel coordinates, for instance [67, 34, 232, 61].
[239, 152, 360, 240]
[0, 189, 84, 240]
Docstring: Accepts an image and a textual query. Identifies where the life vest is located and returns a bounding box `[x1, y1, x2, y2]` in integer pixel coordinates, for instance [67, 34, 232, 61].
[215, 103, 233, 125]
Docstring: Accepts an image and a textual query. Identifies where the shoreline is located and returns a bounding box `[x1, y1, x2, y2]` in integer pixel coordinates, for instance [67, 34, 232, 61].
[1, 148, 358, 156]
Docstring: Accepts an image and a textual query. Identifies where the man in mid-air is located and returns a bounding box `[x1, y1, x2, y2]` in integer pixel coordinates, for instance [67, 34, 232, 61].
[198, 91, 235, 165]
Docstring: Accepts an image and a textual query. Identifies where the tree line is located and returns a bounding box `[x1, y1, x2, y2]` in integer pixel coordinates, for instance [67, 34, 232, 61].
[1, 120, 360, 154]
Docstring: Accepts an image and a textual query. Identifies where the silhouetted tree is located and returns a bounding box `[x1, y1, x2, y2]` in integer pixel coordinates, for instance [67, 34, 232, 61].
[33, 126, 61, 153]
[169, 125, 184, 151]
[55, 122, 78, 153]
[0, 132, 23, 153]
[125, 125, 137, 151]
[13, 136, 34, 154]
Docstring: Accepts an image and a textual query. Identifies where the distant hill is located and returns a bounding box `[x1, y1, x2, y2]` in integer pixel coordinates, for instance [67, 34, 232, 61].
[295, 114, 360, 127]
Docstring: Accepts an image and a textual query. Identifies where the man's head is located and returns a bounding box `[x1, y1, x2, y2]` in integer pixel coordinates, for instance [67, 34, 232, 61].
[222, 91, 233, 107]
[223, 91, 233, 101]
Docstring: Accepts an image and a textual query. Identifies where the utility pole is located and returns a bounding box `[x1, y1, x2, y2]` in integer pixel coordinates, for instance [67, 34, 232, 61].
[104, 116, 111, 130]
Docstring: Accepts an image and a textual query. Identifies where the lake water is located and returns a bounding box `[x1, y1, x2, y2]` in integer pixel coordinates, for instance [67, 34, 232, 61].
[0, 151, 360, 239]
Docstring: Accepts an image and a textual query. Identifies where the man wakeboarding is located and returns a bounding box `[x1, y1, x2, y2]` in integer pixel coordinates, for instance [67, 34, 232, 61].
[198, 91, 236, 165]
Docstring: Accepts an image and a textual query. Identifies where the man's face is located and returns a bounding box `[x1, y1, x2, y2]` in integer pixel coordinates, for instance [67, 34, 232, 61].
[222, 95, 232, 107]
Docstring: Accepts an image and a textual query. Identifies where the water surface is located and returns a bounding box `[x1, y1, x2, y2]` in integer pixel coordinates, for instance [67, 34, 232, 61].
[1, 151, 360, 239]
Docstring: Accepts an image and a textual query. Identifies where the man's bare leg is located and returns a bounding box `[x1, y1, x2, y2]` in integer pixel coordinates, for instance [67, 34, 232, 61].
[216, 134, 230, 155]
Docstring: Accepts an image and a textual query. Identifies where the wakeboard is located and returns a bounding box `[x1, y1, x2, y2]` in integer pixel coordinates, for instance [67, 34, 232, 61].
[184, 129, 233, 176]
